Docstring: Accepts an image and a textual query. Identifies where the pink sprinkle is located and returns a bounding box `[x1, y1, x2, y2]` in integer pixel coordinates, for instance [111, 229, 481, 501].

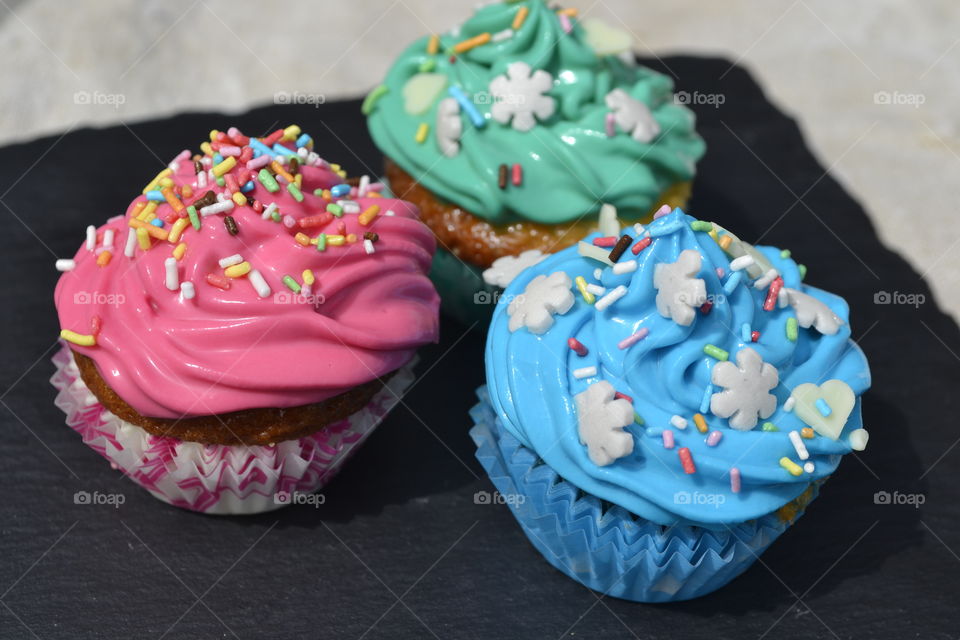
[716, 267, 725, 278]
[679, 447, 696, 474]
[706, 430, 723, 447]
[730, 467, 741, 493]
[511, 163, 523, 186]
[282, 215, 296, 229]
[90, 315, 102, 336]
[220, 145, 242, 157]
[617, 327, 649, 350]
[593, 236, 618, 248]
[367, 182, 385, 192]
[653, 204, 672, 219]
[558, 12, 572, 33]
[615, 391, 633, 403]
[567, 337, 588, 356]
[751, 330, 760, 342]
[662, 430, 675, 449]
[631, 236, 652, 255]
[206, 273, 231, 290]
[246, 155, 271, 170]
[605, 111, 616, 137]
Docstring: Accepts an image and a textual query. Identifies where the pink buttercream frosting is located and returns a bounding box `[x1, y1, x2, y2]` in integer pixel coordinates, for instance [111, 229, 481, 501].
[55, 127, 439, 419]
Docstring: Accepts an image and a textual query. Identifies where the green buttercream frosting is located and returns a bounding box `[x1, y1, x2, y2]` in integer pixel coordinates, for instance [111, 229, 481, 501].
[366, 0, 705, 225]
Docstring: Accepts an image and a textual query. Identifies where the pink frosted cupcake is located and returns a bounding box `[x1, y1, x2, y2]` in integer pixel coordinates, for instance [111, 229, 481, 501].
[52, 125, 439, 514]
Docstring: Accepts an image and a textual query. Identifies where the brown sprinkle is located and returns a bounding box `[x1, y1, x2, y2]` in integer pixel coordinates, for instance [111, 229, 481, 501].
[608, 234, 633, 262]
[192, 190, 217, 210]
[497, 163, 508, 189]
[363, 232, 379, 242]
[224, 215, 238, 235]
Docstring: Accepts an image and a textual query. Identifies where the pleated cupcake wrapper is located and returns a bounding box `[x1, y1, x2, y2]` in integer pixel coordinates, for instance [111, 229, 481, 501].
[51, 345, 414, 515]
[470, 386, 820, 602]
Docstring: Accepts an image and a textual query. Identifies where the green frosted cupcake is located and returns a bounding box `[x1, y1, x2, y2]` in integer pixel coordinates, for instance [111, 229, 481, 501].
[365, 0, 705, 325]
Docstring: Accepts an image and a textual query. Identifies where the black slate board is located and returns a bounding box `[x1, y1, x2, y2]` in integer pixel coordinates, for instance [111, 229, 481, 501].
[1, 56, 958, 639]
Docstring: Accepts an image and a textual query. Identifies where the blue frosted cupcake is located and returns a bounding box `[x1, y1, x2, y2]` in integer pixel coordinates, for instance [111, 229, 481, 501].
[471, 208, 871, 602]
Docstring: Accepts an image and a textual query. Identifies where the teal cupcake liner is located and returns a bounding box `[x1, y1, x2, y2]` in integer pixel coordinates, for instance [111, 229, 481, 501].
[470, 386, 820, 602]
[428, 248, 499, 328]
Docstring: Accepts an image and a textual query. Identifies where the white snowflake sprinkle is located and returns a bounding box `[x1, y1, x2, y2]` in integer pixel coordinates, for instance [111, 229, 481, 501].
[482, 249, 546, 288]
[490, 62, 556, 132]
[575, 380, 634, 466]
[710, 347, 779, 430]
[507, 271, 574, 334]
[435, 97, 463, 158]
[605, 88, 660, 143]
[653, 249, 707, 326]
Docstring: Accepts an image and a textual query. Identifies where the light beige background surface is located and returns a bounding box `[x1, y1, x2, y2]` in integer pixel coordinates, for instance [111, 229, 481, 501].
[1, 0, 957, 319]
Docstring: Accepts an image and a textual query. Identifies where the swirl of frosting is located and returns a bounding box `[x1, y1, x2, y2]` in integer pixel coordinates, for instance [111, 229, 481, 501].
[486, 209, 870, 526]
[55, 127, 439, 419]
[366, 0, 705, 225]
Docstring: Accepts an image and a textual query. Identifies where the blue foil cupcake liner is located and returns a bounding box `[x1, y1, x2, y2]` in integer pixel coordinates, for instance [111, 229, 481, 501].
[470, 386, 820, 602]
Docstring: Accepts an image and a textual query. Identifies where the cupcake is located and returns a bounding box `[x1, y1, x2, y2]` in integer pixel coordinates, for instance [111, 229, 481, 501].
[52, 125, 439, 515]
[471, 208, 871, 601]
[364, 0, 705, 324]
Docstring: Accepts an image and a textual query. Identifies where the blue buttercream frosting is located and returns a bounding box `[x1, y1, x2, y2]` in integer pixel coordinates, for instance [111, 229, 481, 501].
[484, 209, 870, 527]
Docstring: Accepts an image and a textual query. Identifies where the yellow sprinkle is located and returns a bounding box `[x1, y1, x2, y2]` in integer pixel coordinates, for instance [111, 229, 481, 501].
[138, 201, 158, 221]
[574, 276, 595, 304]
[359, 204, 381, 226]
[326, 234, 346, 246]
[224, 261, 251, 278]
[708, 229, 719, 243]
[294, 232, 311, 246]
[209, 129, 220, 141]
[320, 189, 331, 199]
[336, 169, 347, 179]
[693, 413, 708, 433]
[130, 201, 146, 218]
[719, 235, 733, 250]
[212, 156, 237, 177]
[302, 269, 315, 286]
[200, 141, 214, 157]
[346, 233, 357, 244]
[282, 125, 301, 142]
[158, 177, 175, 188]
[295, 173, 302, 188]
[168, 217, 190, 244]
[231, 191, 247, 206]
[330, 163, 341, 173]
[142, 168, 172, 194]
[415, 122, 430, 144]
[557, 7, 578, 17]
[779, 457, 803, 477]
[453, 32, 491, 54]
[60, 329, 96, 347]
[172, 242, 187, 261]
[136, 227, 151, 250]
[427, 34, 439, 55]
[512, 5, 529, 30]
[182, 184, 193, 198]
[801, 427, 815, 439]
[96, 250, 112, 267]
